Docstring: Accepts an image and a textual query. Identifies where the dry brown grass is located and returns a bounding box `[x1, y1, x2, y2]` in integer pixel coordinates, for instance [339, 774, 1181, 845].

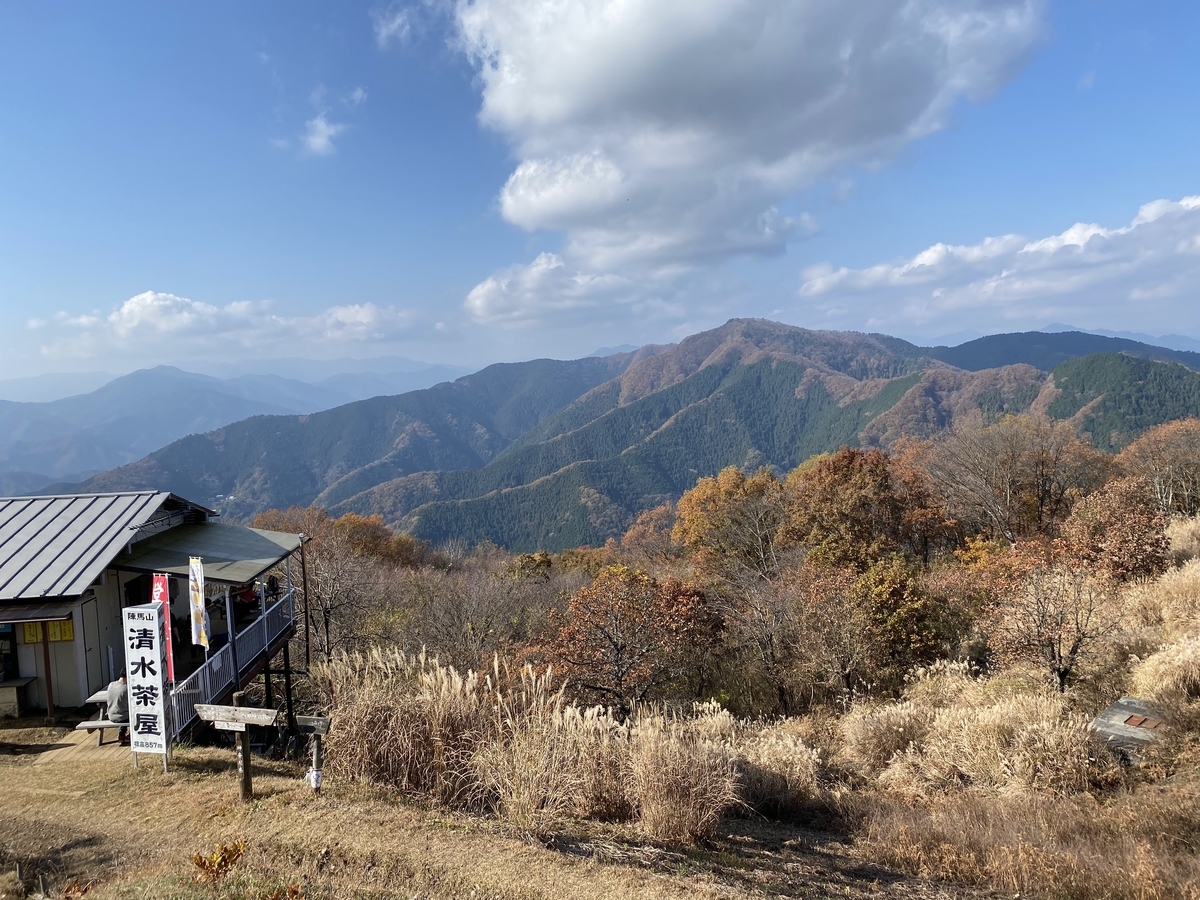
[315, 651, 751, 842]
[627, 718, 739, 844]
[841, 701, 933, 775]
[1131, 634, 1200, 706]
[1123, 559, 1200, 640]
[736, 721, 822, 817]
[854, 787, 1200, 900]
[880, 694, 1115, 796]
[1167, 515, 1200, 566]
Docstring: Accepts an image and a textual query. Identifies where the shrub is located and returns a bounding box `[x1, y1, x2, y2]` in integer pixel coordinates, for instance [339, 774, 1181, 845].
[627, 718, 739, 844]
[1061, 476, 1168, 582]
[841, 701, 934, 775]
[737, 723, 822, 817]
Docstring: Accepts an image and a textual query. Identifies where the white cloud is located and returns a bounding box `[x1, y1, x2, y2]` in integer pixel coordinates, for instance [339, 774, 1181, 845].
[303, 113, 347, 156]
[372, 4, 411, 48]
[798, 195, 1200, 337]
[453, 0, 1045, 326]
[348, 86, 368, 106]
[34, 291, 435, 360]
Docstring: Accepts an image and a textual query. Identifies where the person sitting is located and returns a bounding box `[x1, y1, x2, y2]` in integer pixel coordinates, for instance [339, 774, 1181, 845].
[106, 670, 129, 744]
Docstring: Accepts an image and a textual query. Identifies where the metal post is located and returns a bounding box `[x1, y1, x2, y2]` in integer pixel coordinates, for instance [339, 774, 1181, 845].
[233, 691, 253, 802]
[299, 537, 311, 670]
[40, 622, 55, 721]
[225, 587, 239, 688]
[310, 734, 323, 794]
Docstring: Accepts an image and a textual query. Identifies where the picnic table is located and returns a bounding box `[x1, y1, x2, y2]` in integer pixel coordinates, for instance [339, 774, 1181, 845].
[75, 688, 126, 746]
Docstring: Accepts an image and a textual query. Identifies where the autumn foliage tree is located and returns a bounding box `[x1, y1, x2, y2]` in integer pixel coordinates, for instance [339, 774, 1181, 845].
[1117, 417, 1200, 516]
[782, 447, 956, 570]
[927, 413, 1109, 542]
[251, 507, 428, 659]
[540, 565, 717, 717]
[1060, 475, 1168, 582]
[673, 467, 790, 586]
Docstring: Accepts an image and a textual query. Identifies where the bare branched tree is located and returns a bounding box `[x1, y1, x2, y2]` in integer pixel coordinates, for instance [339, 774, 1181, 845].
[928, 413, 1108, 542]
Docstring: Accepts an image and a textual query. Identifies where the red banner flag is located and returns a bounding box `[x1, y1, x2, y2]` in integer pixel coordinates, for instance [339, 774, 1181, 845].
[151, 573, 175, 683]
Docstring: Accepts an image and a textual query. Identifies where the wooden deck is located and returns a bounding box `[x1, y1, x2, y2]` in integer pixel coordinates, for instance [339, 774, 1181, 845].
[34, 728, 131, 765]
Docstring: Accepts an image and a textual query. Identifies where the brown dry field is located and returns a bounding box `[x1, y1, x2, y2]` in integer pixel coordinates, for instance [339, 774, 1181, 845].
[0, 719, 981, 900]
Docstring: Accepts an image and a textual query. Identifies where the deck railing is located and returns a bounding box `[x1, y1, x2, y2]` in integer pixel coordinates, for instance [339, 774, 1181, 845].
[169, 588, 295, 737]
[168, 644, 235, 739]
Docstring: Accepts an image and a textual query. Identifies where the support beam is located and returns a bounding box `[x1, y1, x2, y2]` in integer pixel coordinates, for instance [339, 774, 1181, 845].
[282, 642, 296, 736]
[299, 537, 311, 670]
[40, 624, 55, 721]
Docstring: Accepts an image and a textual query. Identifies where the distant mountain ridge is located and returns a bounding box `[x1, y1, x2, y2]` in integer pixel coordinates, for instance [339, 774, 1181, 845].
[47, 321, 1200, 551]
[0, 362, 471, 482]
[59, 352, 648, 517]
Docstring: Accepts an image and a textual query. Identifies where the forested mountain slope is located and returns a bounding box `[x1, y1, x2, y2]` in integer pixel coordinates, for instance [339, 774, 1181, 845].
[54, 319, 1200, 551]
[60, 353, 645, 519]
[925, 330, 1200, 372]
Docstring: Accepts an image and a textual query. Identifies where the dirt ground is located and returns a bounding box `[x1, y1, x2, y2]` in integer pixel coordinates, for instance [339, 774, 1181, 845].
[0, 719, 980, 900]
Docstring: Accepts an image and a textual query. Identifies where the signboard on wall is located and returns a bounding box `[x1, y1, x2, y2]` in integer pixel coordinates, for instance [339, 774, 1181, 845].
[122, 603, 170, 755]
[22, 620, 74, 643]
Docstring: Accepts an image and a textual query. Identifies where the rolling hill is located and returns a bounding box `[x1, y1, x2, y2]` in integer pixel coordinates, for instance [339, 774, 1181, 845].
[51, 320, 1200, 551]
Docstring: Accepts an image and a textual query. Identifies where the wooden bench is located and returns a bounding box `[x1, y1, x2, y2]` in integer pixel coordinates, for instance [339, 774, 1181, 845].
[78, 689, 126, 746]
[75, 719, 127, 746]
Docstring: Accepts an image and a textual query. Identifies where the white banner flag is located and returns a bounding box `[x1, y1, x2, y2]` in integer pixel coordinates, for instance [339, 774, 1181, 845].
[122, 603, 170, 755]
[189, 556, 210, 648]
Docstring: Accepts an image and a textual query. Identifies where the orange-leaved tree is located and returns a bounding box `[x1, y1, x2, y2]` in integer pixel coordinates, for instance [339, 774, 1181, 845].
[539, 565, 717, 716]
[782, 446, 956, 570]
[1060, 475, 1168, 582]
[673, 466, 790, 587]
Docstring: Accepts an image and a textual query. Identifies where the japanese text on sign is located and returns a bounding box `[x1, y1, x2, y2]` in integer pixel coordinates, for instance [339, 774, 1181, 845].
[121, 604, 170, 754]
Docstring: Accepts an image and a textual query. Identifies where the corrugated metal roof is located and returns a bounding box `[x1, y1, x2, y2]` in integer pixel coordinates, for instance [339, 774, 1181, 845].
[112, 522, 302, 585]
[0, 601, 76, 623]
[0, 492, 171, 600]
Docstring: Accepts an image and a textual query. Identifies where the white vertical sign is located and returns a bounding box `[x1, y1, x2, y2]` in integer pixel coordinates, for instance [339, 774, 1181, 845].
[122, 603, 170, 755]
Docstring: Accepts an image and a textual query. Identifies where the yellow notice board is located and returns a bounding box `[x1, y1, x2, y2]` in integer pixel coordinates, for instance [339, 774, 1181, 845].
[22, 619, 74, 643]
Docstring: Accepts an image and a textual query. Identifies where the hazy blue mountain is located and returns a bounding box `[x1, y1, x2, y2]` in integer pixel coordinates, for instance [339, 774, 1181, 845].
[315, 366, 471, 400]
[205, 355, 473, 382]
[1041, 324, 1200, 354]
[0, 371, 117, 403]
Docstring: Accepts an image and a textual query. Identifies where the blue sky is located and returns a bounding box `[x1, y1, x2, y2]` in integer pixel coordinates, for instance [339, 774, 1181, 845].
[1, 1, 1197, 377]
